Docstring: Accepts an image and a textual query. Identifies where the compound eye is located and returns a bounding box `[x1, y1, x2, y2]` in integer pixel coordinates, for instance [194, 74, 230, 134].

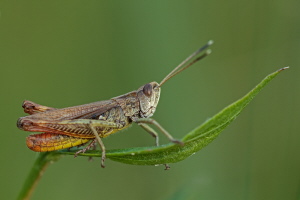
[143, 83, 153, 97]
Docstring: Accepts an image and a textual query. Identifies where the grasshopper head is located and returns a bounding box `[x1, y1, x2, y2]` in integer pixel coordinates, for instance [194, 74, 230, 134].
[137, 81, 160, 118]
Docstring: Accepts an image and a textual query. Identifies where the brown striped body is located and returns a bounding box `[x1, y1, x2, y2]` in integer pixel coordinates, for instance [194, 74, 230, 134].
[17, 84, 157, 152]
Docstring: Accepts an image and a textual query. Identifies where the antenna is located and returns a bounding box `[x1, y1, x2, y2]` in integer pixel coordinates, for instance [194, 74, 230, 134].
[159, 40, 213, 87]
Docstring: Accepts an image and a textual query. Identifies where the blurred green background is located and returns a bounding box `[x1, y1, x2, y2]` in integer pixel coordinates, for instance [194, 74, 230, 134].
[1, 1, 299, 200]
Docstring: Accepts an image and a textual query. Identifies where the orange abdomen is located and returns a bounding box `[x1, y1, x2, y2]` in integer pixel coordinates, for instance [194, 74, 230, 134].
[26, 133, 90, 152]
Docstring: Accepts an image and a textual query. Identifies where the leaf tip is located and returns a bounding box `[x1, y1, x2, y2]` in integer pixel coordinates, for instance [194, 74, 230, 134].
[278, 66, 289, 72]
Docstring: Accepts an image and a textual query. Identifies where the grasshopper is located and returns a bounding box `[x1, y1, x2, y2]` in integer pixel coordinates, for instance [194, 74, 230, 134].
[17, 40, 213, 168]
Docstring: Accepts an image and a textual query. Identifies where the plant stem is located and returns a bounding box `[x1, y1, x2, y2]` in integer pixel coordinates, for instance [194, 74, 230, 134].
[17, 152, 61, 200]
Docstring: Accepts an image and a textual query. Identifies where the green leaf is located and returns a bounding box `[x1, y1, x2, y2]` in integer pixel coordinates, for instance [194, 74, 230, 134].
[58, 67, 289, 166]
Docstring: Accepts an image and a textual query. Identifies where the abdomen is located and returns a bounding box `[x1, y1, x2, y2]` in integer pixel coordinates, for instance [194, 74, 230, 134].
[26, 133, 90, 152]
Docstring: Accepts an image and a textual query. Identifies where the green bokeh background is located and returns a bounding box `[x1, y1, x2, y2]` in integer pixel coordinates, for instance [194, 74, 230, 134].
[1, 1, 299, 200]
